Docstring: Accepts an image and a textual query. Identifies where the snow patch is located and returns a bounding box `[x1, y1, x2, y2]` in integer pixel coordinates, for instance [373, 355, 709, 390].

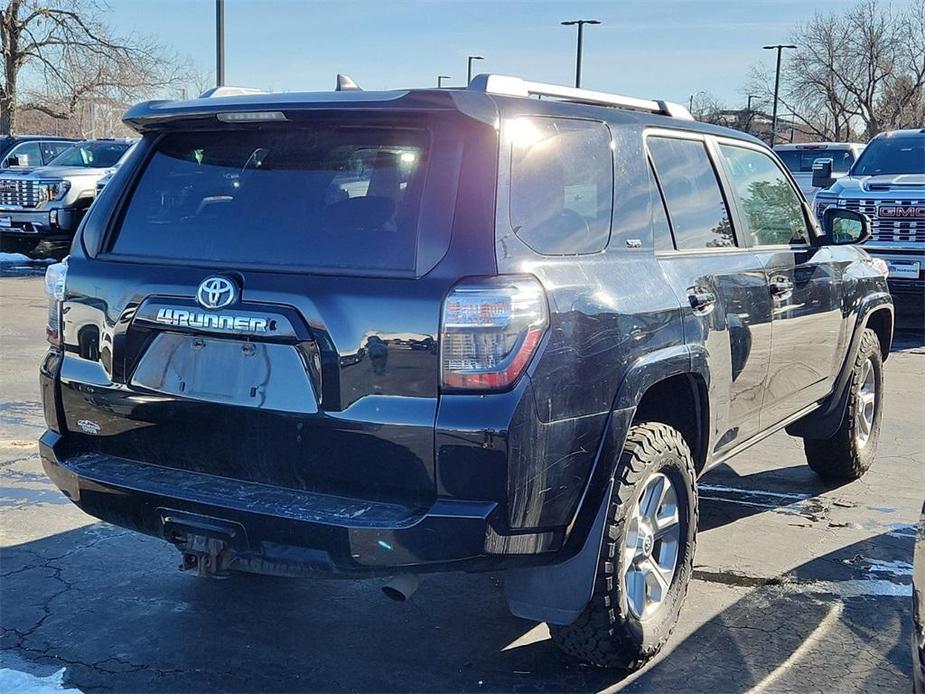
[0, 253, 31, 264]
[0, 668, 81, 693]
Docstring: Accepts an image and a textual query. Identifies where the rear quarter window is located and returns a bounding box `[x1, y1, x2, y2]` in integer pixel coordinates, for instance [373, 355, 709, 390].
[508, 117, 613, 255]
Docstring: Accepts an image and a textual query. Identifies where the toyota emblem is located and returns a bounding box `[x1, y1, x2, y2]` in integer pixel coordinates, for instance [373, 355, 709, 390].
[196, 276, 237, 310]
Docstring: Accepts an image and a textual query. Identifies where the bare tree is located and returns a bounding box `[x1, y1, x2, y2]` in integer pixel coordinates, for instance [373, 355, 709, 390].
[747, 0, 925, 141]
[689, 91, 726, 125]
[1, 0, 188, 133]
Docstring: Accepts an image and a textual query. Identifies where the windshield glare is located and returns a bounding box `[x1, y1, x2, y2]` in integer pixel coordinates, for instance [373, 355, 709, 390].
[851, 135, 925, 176]
[48, 142, 130, 168]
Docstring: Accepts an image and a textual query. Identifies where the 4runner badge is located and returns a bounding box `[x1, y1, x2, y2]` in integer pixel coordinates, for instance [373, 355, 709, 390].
[197, 276, 237, 309]
[154, 308, 269, 334]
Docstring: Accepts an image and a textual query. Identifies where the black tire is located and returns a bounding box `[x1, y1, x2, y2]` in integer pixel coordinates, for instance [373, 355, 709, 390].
[804, 328, 883, 481]
[549, 422, 697, 670]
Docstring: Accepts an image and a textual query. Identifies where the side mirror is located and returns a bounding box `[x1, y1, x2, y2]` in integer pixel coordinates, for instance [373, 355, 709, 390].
[821, 208, 871, 245]
[2, 155, 21, 168]
[811, 157, 835, 190]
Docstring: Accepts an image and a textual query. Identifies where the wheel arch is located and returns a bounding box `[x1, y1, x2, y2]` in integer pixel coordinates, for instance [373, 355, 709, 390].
[864, 304, 893, 362]
[787, 293, 892, 440]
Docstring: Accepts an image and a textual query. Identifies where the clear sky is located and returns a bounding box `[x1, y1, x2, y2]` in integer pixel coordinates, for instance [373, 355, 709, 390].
[107, 0, 912, 108]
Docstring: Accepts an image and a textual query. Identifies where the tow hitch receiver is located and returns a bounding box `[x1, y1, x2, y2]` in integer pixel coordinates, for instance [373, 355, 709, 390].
[178, 534, 232, 577]
[160, 510, 245, 578]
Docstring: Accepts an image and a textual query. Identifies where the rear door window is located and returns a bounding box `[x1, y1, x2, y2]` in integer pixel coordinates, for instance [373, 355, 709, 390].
[647, 136, 736, 250]
[509, 117, 613, 254]
[110, 127, 433, 272]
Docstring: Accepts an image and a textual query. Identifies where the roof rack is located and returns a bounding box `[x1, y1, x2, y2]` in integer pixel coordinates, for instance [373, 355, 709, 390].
[468, 74, 694, 121]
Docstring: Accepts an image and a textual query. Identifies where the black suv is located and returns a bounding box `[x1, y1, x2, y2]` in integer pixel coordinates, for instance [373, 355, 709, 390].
[38, 75, 893, 669]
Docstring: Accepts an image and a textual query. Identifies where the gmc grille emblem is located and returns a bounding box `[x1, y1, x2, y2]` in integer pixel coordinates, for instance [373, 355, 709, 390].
[878, 205, 925, 218]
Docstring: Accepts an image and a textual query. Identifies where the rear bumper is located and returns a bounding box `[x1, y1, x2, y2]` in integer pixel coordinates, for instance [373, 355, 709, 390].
[39, 429, 561, 576]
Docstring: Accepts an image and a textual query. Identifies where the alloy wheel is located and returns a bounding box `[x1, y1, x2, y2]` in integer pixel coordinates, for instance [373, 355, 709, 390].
[622, 472, 681, 620]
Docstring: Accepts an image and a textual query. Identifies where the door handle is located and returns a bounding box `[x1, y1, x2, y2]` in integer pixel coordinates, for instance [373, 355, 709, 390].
[770, 279, 794, 299]
[687, 287, 716, 314]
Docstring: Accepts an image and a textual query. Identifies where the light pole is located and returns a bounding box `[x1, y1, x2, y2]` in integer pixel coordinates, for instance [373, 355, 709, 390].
[561, 19, 600, 88]
[688, 90, 706, 118]
[762, 44, 796, 146]
[466, 56, 483, 86]
[216, 0, 225, 87]
[437, 75, 451, 88]
[746, 94, 761, 133]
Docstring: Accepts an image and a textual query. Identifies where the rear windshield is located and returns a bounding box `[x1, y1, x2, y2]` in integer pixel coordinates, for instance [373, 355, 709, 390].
[851, 135, 925, 176]
[110, 125, 433, 272]
[776, 148, 856, 174]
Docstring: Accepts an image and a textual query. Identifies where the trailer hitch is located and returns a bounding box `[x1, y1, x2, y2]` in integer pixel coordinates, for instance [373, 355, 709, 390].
[159, 509, 246, 579]
[178, 534, 232, 578]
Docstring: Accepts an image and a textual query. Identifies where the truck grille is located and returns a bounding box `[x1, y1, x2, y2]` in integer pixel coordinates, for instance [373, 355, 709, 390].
[840, 198, 925, 244]
[0, 178, 40, 208]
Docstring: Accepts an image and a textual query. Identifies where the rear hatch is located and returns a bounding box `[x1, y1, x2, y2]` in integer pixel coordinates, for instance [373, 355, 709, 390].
[56, 94, 499, 508]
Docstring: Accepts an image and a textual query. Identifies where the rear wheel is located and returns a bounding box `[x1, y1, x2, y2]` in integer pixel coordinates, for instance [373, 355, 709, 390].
[803, 328, 883, 481]
[549, 422, 697, 670]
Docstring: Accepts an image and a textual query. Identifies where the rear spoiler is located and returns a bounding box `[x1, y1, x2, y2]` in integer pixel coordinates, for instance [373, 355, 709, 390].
[121, 89, 499, 132]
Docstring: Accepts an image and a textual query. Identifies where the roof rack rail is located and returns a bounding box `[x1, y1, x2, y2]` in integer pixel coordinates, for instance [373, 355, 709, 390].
[468, 74, 694, 121]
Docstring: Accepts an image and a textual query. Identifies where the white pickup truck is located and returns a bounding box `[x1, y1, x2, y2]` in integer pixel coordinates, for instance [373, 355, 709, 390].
[774, 142, 866, 200]
[812, 129, 924, 309]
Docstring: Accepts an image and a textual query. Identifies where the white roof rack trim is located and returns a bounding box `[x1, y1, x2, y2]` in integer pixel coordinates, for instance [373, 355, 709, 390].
[468, 74, 694, 121]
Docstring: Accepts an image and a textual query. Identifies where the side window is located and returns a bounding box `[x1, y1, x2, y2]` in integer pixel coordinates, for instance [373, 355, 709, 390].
[509, 117, 613, 254]
[647, 136, 735, 250]
[719, 144, 809, 246]
[2, 141, 42, 168]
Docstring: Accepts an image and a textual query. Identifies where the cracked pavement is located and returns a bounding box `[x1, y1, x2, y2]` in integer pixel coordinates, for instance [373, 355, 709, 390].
[1, 268, 923, 693]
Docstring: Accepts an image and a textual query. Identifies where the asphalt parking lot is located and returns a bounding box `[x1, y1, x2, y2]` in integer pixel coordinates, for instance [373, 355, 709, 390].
[1, 260, 923, 693]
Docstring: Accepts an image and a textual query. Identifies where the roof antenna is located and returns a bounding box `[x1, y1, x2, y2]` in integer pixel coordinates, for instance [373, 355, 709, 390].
[336, 74, 362, 91]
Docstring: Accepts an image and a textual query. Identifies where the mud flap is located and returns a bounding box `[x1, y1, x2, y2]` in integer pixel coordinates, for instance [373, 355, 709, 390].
[504, 479, 614, 626]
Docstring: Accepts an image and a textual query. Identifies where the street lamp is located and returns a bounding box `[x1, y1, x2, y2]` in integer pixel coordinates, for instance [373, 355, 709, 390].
[561, 19, 600, 88]
[466, 56, 484, 86]
[437, 75, 451, 88]
[688, 90, 706, 117]
[762, 44, 797, 146]
[215, 0, 225, 87]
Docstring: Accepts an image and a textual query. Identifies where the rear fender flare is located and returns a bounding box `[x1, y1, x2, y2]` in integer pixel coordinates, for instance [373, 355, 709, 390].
[504, 345, 709, 625]
[786, 292, 892, 440]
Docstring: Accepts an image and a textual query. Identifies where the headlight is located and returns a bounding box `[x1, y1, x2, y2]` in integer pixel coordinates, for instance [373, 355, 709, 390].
[815, 197, 836, 221]
[37, 179, 70, 202]
[869, 258, 889, 277]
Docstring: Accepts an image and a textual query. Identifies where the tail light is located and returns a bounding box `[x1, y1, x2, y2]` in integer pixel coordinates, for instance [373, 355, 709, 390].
[440, 276, 548, 391]
[44, 260, 67, 347]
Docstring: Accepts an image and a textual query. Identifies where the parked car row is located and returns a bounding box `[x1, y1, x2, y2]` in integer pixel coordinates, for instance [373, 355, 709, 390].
[0, 138, 135, 259]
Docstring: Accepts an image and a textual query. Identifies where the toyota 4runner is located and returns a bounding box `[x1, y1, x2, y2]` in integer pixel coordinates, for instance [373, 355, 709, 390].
[39, 75, 893, 669]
